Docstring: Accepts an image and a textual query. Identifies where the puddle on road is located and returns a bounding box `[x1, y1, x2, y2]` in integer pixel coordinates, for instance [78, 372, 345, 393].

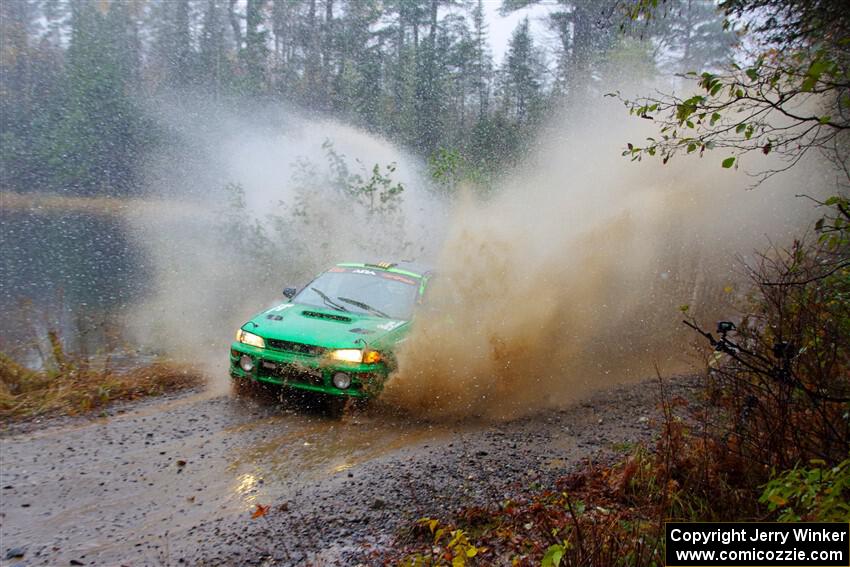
[224, 409, 455, 510]
[0, 389, 463, 565]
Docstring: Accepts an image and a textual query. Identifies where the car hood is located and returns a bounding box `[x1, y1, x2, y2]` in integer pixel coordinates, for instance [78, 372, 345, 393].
[246, 302, 410, 350]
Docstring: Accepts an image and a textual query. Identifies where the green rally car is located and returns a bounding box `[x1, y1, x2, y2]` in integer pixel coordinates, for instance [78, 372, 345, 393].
[230, 262, 433, 399]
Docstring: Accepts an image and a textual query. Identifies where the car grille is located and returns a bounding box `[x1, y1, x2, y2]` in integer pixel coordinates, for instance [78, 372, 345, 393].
[259, 360, 323, 385]
[266, 338, 327, 357]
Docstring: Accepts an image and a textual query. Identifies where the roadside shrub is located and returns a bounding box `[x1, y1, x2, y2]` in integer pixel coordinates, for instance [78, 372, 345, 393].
[760, 457, 850, 522]
[702, 201, 849, 471]
[0, 334, 203, 422]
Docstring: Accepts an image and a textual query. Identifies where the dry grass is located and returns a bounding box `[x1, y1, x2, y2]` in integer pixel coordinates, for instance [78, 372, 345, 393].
[0, 352, 204, 422]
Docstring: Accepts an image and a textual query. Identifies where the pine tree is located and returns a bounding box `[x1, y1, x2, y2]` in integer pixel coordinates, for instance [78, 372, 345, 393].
[414, 0, 448, 155]
[470, 0, 492, 119]
[52, 0, 149, 195]
[243, 0, 268, 93]
[199, 0, 231, 96]
[501, 17, 542, 123]
[657, 0, 738, 74]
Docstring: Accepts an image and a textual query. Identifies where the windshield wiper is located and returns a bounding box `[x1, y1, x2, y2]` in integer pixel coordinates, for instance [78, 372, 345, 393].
[310, 287, 349, 312]
[336, 296, 390, 319]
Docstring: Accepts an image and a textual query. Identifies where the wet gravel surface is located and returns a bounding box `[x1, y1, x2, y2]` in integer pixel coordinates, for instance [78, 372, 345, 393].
[0, 377, 698, 566]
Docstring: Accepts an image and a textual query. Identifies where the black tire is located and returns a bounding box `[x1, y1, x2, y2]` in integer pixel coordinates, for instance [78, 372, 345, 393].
[325, 396, 368, 419]
[324, 396, 347, 417]
[231, 376, 264, 398]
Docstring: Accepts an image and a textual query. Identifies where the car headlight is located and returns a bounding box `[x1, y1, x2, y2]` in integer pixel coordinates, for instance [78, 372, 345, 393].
[236, 329, 265, 348]
[328, 349, 383, 364]
[329, 349, 362, 363]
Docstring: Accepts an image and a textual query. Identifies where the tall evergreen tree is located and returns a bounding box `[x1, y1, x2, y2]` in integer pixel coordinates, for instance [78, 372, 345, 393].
[470, 0, 492, 120]
[243, 0, 268, 93]
[500, 17, 542, 123]
[0, 0, 42, 191]
[654, 0, 738, 73]
[199, 0, 231, 96]
[150, 0, 194, 87]
[52, 0, 149, 195]
[414, 0, 449, 154]
[504, 0, 619, 102]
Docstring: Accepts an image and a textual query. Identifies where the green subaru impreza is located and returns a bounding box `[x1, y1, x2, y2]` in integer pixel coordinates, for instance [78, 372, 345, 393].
[230, 262, 432, 399]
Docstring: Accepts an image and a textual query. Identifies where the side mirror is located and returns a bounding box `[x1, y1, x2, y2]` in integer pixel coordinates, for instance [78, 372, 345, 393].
[283, 287, 297, 299]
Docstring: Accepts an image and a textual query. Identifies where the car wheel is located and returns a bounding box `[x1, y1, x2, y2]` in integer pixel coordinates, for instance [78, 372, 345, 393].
[324, 396, 346, 417]
[231, 376, 262, 397]
[326, 396, 368, 419]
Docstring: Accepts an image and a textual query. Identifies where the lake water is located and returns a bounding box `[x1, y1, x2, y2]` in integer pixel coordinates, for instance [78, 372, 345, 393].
[0, 207, 148, 362]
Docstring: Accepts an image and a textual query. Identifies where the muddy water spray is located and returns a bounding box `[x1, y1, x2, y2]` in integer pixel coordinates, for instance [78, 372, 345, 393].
[382, 96, 828, 420]
[125, 98, 446, 391]
[126, 93, 826, 413]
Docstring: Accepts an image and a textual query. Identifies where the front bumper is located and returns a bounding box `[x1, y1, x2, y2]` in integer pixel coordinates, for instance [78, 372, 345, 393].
[229, 342, 387, 398]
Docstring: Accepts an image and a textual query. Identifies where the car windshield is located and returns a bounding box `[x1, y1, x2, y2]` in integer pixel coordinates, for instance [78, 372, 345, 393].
[293, 268, 420, 320]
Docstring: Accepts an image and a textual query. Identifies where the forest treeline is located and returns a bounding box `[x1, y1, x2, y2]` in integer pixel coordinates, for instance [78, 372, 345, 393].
[0, 0, 735, 196]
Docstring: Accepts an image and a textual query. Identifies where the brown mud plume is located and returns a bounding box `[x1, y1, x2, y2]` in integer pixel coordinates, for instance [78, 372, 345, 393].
[123, 92, 828, 414]
[383, 97, 828, 421]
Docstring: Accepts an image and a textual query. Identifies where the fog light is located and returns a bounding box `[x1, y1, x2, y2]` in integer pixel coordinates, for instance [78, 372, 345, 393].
[332, 372, 351, 389]
[240, 355, 254, 372]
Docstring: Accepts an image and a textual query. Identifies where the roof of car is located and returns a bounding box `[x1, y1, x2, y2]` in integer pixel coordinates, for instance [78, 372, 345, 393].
[335, 261, 434, 278]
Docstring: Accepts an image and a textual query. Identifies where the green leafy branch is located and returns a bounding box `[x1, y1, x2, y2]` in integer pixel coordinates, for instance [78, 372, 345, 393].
[610, 46, 850, 185]
[319, 139, 405, 215]
[760, 457, 850, 522]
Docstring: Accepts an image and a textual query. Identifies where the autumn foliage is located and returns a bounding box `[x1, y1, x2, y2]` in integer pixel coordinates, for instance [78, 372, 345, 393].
[0, 340, 203, 422]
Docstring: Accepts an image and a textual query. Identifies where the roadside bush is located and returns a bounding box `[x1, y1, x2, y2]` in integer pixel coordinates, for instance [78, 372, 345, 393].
[760, 457, 850, 522]
[702, 208, 849, 471]
[0, 334, 203, 422]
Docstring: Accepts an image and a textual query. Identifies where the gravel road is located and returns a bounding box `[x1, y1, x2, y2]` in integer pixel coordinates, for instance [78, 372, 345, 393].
[0, 377, 695, 566]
